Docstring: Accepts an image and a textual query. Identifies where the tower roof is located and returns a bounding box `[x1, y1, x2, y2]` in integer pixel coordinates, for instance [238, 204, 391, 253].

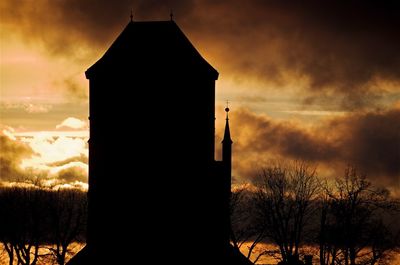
[222, 108, 233, 144]
[86, 20, 219, 79]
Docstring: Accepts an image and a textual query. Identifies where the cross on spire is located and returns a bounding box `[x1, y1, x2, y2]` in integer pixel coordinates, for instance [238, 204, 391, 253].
[130, 9, 133, 22]
[170, 10, 174, 21]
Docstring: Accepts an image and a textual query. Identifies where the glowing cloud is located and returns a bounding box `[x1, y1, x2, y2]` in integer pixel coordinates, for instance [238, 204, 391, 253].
[21, 135, 88, 167]
[56, 117, 87, 130]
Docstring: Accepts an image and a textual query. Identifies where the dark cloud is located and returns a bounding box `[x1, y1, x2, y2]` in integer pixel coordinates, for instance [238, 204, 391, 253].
[57, 166, 87, 183]
[0, 134, 34, 181]
[63, 78, 88, 101]
[226, 107, 400, 186]
[230, 109, 335, 160]
[2, 0, 399, 108]
[1, 0, 193, 55]
[2, 1, 399, 188]
[332, 108, 400, 181]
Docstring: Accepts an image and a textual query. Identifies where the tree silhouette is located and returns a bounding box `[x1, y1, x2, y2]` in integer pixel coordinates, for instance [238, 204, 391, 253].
[0, 187, 87, 265]
[11, 188, 46, 265]
[318, 167, 400, 265]
[230, 186, 266, 262]
[0, 187, 18, 265]
[48, 189, 87, 265]
[366, 220, 398, 265]
[253, 161, 319, 264]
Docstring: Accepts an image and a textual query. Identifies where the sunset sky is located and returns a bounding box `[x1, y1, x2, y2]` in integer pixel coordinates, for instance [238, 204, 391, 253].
[1, 1, 399, 193]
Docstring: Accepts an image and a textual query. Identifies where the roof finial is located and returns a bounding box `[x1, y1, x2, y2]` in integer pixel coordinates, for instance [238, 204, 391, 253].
[130, 9, 133, 22]
[170, 10, 174, 21]
[225, 100, 230, 119]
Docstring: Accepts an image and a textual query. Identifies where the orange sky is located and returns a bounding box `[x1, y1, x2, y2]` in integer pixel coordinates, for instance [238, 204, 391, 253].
[0, 0, 399, 193]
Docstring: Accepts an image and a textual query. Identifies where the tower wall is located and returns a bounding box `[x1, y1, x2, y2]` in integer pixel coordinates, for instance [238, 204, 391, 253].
[87, 69, 220, 263]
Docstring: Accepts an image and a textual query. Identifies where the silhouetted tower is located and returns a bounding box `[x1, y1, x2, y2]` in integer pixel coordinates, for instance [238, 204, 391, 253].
[68, 17, 251, 265]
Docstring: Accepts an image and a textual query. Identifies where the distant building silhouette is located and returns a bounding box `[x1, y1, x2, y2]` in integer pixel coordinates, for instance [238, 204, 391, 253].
[68, 19, 251, 265]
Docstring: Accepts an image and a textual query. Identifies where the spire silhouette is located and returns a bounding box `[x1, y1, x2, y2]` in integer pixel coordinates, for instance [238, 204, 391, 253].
[222, 105, 232, 184]
[222, 104, 232, 144]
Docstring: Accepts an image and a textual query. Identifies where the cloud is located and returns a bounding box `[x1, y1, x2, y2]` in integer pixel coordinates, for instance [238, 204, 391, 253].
[203, 0, 400, 109]
[225, 106, 400, 187]
[331, 108, 400, 181]
[1, 0, 399, 190]
[56, 117, 87, 130]
[63, 78, 88, 101]
[0, 131, 34, 181]
[47, 154, 88, 167]
[1, 125, 88, 173]
[20, 134, 88, 168]
[0, 102, 52, 113]
[24, 103, 52, 113]
[0, 126, 88, 188]
[55, 163, 88, 183]
[2, 0, 399, 109]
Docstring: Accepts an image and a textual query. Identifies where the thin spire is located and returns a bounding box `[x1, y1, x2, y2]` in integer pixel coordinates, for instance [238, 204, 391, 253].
[130, 9, 133, 22]
[170, 10, 174, 21]
[222, 104, 232, 144]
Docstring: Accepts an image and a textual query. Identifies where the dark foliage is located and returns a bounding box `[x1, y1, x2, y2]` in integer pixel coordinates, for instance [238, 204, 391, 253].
[0, 187, 87, 265]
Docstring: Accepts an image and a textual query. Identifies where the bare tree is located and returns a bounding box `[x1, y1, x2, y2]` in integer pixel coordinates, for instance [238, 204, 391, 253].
[365, 220, 398, 265]
[12, 188, 47, 265]
[0, 187, 43, 265]
[0, 187, 87, 265]
[2, 243, 15, 265]
[230, 187, 247, 251]
[230, 186, 267, 262]
[48, 189, 87, 265]
[253, 161, 319, 264]
[319, 167, 399, 265]
[0, 187, 18, 265]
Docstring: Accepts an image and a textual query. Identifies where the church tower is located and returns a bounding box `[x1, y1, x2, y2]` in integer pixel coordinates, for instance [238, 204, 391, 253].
[68, 17, 251, 265]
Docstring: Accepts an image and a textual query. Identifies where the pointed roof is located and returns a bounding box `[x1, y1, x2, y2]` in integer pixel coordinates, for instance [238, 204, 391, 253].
[86, 20, 218, 80]
[222, 108, 232, 144]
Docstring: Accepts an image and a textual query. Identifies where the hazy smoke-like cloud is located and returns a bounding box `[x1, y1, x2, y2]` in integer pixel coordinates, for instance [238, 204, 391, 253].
[0, 103, 52, 114]
[63, 78, 89, 101]
[0, 133, 34, 181]
[57, 165, 88, 183]
[226, 107, 400, 186]
[331, 108, 400, 180]
[2, 0, 399, 108]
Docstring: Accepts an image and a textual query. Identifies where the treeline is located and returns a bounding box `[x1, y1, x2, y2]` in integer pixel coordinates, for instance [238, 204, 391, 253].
[0, 164, 398, 265]
[0, 187, 87, 265]
[231, 163, 400, 265]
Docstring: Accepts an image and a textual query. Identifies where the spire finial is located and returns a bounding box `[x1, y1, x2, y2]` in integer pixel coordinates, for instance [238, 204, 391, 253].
[130, 9, 133, 22]
[225, 100, 230, 119]
[170, 10, 174, 21]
